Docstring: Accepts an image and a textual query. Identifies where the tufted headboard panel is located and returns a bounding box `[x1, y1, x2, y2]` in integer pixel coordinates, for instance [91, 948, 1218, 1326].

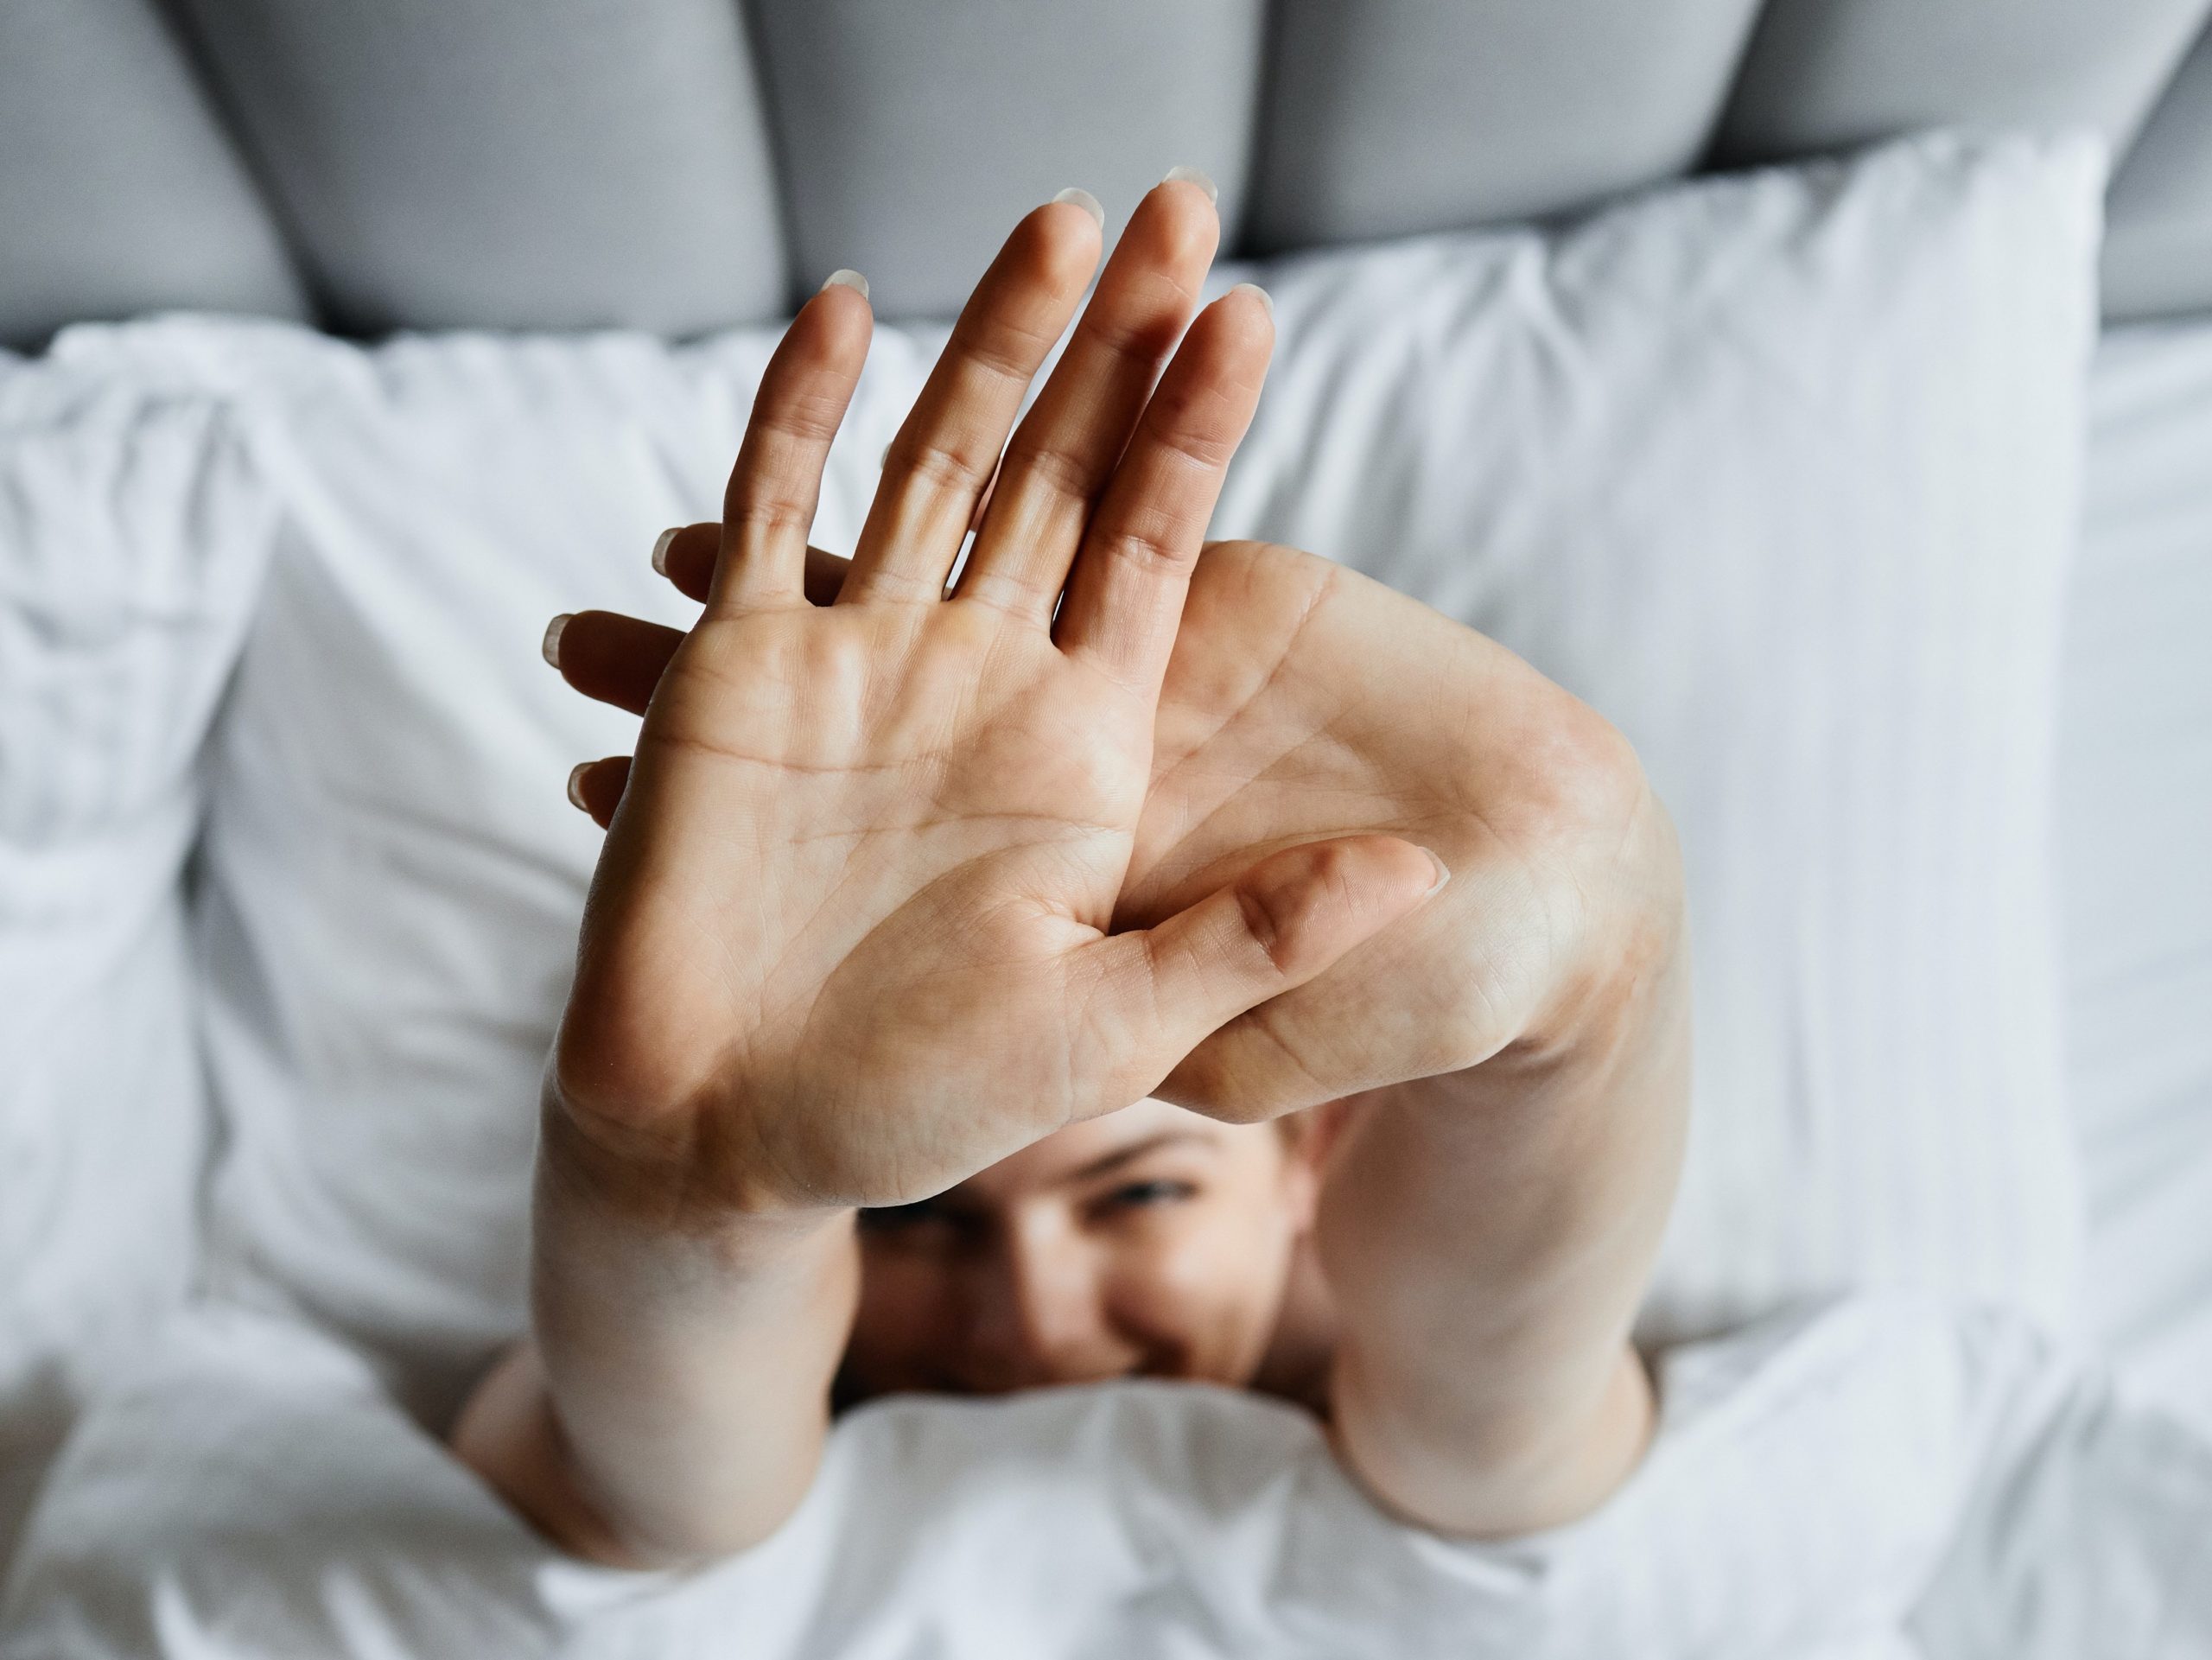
[4, 0, 2210, 349]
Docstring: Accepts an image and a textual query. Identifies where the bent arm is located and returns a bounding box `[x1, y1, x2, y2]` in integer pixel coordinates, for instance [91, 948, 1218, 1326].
[449, 1091, 857, 1568]
[1318, 784, 1691, 1538]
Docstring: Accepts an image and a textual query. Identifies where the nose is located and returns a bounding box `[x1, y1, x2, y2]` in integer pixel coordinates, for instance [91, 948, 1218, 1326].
[962, 1214, 1139, 1390]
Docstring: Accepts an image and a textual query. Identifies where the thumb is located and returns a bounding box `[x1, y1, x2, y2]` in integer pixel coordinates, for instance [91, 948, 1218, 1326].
[1075, 835, 1447, 1116]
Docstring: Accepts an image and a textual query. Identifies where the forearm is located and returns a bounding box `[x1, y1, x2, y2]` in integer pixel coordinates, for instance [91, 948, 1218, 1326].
[1319, 828, 1690, 1537]
[451, 1091, 858, 1568]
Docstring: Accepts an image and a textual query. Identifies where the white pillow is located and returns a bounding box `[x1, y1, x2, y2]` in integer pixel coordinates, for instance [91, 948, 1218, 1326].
[118, 127, 2094, 1416]
[2063, 319, 2212, 1437]
[0, 348, 280, 1565]
[1212, 131, 2102, 1345]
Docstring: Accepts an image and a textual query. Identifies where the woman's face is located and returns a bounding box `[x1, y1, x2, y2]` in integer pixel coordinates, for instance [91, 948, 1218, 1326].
[840, 1100, 1319, 1399]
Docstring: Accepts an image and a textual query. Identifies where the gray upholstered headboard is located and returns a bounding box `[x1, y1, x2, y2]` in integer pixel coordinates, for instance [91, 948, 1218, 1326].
[5, 0, 2211, 352]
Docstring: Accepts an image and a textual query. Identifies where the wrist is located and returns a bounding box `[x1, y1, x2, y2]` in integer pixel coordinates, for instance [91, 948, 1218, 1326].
[538, 1073, 850, 1241]
[526, 1088, 861, 1567]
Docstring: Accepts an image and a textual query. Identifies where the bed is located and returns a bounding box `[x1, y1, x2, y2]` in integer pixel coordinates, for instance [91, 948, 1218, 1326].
[3, 3, 2211, 1655]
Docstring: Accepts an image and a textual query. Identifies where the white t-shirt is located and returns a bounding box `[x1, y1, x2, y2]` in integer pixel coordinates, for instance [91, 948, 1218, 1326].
[4, 1299, 2209, 1658]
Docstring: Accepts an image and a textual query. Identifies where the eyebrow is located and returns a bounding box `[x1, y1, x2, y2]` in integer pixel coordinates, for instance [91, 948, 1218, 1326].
[1065, 1129, 1213, 1186]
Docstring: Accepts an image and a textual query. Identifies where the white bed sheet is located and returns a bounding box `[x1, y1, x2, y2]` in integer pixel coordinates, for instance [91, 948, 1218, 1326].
[2, 182, 2209, 1648]
[2064, 319, 2212, 1441]
[8, 294, 2212, 1638]
[4, 1295, 2209, 1659]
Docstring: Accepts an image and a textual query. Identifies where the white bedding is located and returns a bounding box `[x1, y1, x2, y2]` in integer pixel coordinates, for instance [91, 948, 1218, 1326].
[2064, 320, 2212, 1441]
[4, 134, 2212, 1651]
[160, 132, 2098, 1437]
[3, 1295, 2209, 1659]
[0, 363, 281, 1572]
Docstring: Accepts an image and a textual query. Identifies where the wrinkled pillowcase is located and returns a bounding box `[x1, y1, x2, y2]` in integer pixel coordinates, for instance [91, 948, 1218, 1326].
[0, 356, 279, 1568]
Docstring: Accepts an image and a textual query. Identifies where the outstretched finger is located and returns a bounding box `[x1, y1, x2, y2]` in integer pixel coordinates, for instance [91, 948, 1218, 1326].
[837, 196, 1102, 607]
[654, 522, 847, 607]
[1051, 283, 1273, 693]
[710, 274, 873, 617]
[954, 172, 1220, 622]
[564, 754, 633, 830]
[543, 609, 684, 716]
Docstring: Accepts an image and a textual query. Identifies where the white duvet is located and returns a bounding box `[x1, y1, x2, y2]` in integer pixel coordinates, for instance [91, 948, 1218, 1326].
[3, 1295, 2209, 1659]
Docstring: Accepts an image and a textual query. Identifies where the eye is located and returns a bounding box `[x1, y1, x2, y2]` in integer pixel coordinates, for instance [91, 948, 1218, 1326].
[1099, 1179, 1198, 1214]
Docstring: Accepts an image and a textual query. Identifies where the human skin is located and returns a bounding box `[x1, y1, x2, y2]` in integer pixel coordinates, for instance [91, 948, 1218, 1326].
[451, 176, 1688, 1568]
[839, 1101, 1334, 1403]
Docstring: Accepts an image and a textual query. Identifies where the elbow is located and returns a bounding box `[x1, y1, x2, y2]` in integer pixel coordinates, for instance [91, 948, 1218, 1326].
[448, 1342, 804, 1571]
[1325, 1341, 1657, 1540]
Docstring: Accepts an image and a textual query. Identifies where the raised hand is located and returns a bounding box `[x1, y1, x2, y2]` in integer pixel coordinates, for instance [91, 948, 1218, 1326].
[601, 533, 1665, 1119]
[550, 181, 1447, 1218]
[1118, 539, 1668, 1114]
[478, 185, 1684, 1567]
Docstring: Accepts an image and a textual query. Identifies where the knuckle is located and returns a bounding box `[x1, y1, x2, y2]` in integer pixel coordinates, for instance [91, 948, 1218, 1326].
[1231, 884, 1290, 970]
[957, 323, 1047, 388]
[743, 380, 853, 459]
[1082, 296, 1187, 371]
[1001, 436, 1097, 504]
[950, 293, 1065, 389]
[1234, 847, 1345, 976]
[723, 423, 830, 530]
[1097, 512, 1195, 581]
[1157, 419, 1237, 474]
[895, 438, 998, 499]
[1141, 382, 1243, 471]
[723, 495, 814, 542]
[779, 384, 858, 443]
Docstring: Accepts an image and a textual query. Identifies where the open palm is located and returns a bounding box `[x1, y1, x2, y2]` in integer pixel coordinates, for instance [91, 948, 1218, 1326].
[1123, 537, 1653, 1115]
[602, 531, 1647, 1128]
[550, 184, 1444, 1216]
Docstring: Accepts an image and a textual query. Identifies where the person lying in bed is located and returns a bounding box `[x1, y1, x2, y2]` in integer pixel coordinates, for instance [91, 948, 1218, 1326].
[451, 173, 1690, 1570]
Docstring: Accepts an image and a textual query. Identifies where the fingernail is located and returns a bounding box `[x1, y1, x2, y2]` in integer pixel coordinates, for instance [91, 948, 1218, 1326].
[541, 614, 571, 670]
[566, 762, 592, 812]
[1051, 187, 1105, 229]
[821, 268, 869, 301]
[1162, 165, 1218, 206]
[1421, 849, 1451, 899]
[1229, 281, 1274, 319]
[650, 529, 677, 577]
